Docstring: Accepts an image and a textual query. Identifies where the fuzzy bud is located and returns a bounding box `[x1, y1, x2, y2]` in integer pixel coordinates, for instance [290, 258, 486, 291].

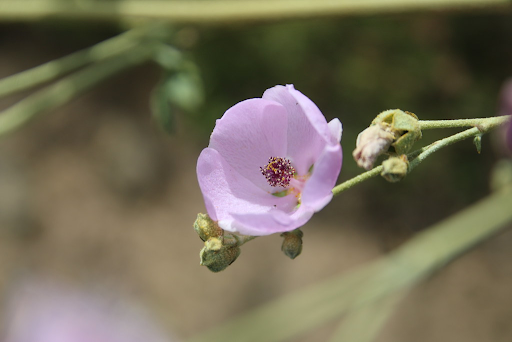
[194, 213, 223, 241]
[281, 229, 304, 260]
[353, 109, 422, 170]
[373, 109, 422, 155]
[199, 237, 241, 272]
[353, 124, 396, 170]
[381, 155, 409, 183]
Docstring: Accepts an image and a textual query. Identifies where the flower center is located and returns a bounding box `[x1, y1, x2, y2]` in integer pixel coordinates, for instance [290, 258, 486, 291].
[260, 157, 296, 187]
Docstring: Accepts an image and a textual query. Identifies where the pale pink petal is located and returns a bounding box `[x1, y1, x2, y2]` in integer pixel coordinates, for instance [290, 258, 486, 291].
[263, 85, 329, 175]
[209, 98, 288, 192]
[302, 143, 342, 211]
[228, 205, 315, 236]
[197, 148, 297, 229]
[328, 118, 343, 144]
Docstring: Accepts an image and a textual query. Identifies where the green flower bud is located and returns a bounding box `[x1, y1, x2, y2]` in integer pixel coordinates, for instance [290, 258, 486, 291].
[373, 109, 422, 155]
[381, 155, 409, 183]
[193, 213, 223, 241]
[281, 229, 304, 260]
[473, 135, 482, 154]
[199, 237, 241, 272]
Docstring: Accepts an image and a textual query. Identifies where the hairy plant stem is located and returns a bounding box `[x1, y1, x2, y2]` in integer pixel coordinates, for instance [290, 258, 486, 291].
[0, 0, 508, 23]
[418, 115, 510, 130]
[332, 115, 510, 197]
[188, 189, 512, 342]
[224, 234, 258, 247]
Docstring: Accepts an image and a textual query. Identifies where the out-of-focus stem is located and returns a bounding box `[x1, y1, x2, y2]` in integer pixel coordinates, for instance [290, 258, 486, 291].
[0, 22, 170, 98]
[0, 43, 155, 137]
[187, 189, 512, 342]
[0, 0, 508, 23]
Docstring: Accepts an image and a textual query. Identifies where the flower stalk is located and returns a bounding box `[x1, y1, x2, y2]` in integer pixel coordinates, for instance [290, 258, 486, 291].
[0, 0, 508, 23]
[336, 114, 511, 197]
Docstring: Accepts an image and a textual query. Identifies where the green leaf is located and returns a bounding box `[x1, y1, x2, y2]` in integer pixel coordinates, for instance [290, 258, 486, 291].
[150, 74, 175, 134]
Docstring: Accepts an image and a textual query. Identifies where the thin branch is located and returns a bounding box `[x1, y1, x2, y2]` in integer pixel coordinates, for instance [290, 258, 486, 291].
[333, 115, 510, 196]
[0, 0, 509, 23]
[0, 22, 171, 98]
[187, 189, 512, 342]
[418, 115, 510, 130]
[0, 43, 156, 137]
[332, 166, 383, 196]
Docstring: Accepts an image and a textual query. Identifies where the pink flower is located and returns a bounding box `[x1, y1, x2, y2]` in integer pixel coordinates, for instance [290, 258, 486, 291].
[4, 282, 174, 342]
[197, 85, 342, 236]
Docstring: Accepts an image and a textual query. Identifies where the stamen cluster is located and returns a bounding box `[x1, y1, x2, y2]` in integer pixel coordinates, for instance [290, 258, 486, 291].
[260, 157, 296, 187]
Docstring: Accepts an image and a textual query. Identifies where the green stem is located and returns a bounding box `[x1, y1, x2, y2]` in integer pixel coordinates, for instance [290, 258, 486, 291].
[327, 292, 406, 342]
[333, 115, 510, 196]
[0, 43, 156, 137]
[409, 117, 507, 171]
[225, 234, 258, 247]
[332, 166, 383, 197]
[0, 22, 170, 98]
[418, 115, 510, 130]
[187, 190, 512, 342]
[0, 0, 508, 23]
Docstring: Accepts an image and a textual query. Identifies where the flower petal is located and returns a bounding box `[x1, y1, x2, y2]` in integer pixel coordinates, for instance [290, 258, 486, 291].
[263, 85, 329, 175]
[227, 205, 315, 236]
[328, 118, 343, 144]
[197, 148, 297, 226]
[302, 142, 342, 211]
[209, 98, 288, 192]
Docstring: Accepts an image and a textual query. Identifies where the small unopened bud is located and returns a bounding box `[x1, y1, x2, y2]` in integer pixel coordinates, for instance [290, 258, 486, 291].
[381, 155, 409, 183]
[281, 229, 303, 260]
[473, 135, 482, 154]
[353, 125, 395, 170]
[200, 237, 241, 272]
[374, 109, 422, 155]
[194, 213, 222, 241]
[353, 109, 422, 170]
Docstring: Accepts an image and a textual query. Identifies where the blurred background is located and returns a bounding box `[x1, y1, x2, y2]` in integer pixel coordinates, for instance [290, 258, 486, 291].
[0, 6, 511, 342]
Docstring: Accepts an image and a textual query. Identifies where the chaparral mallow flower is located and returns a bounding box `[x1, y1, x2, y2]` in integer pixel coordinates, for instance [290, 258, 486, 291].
[3, 281, 175, 342]
[197, 85, 342, 236]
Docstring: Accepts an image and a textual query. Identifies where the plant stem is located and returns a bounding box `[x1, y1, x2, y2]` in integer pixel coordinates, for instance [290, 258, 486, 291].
[0, 0, 508, 23]
[0, 22, 170, 98]
[410, 116, 509, 171]
[418, 115, 510, 130]
[187, 190, 512, 342]
[0, 43, 156, 137]
[333, 115, 510, 196]
[332, 166, 383, 196]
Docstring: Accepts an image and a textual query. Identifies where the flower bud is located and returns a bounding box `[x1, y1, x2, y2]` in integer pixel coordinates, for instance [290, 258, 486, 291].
[199, 237, 241, 272]
[473, 135, 482, 154]
[353, 109, 422, 170]
[373, 109, 422, 155]
[281, 229, 304, 260]
[353, 125, 396, 170]
[193, 213, 222, 241]
[381, 155, 409, 183]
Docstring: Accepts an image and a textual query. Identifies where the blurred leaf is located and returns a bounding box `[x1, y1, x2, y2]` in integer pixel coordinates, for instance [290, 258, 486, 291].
[188, 189, 512, 342]
[328, 292, 406, 342]
[150, 73, 176, 134]
[167, 68, 204, 112]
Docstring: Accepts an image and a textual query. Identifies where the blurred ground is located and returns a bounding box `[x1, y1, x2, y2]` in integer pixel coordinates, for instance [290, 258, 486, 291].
[0, 12, 511, 341]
